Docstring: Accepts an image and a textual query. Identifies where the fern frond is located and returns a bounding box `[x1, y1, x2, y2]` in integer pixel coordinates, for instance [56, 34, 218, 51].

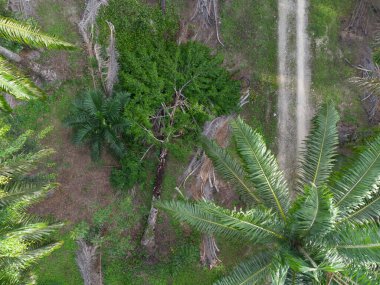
[214, 251, 275, 285]
[203, 139, 262, 204]
[298, 104, 339, 188]
[231, 117, 290, 220]
[331, 135, 380, 213]
[158, 200, 285, 243]
[0, 17, 74, 49]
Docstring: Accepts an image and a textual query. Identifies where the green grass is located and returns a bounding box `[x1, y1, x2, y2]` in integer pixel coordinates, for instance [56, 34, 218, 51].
[309, 0, 366, 124]
[219, 0, 278, 146]
[8, 78, 90, 134]
[35, 233, 82, 285]
[35, 0, 81, 42]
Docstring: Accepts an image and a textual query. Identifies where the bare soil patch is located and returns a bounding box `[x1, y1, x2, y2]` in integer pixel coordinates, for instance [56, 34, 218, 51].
[31, 126, 116, 223]
[29, 0, 117, 224]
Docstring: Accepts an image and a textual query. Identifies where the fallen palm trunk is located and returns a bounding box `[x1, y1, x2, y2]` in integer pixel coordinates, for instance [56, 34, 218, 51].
[0, 46, 21, 62]
[180, 116, 231, 268]
[141, 92, 182, 254]
[141, 147, 168, 254]
[76, 239, 103, 285]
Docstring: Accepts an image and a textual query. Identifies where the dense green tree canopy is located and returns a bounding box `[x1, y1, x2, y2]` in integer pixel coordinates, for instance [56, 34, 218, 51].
[99, 0, 240, 144]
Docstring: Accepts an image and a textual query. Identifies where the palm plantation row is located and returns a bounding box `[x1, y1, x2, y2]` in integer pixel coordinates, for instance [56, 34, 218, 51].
[0, 4, 380, 285]
[0, 15, 73, 284]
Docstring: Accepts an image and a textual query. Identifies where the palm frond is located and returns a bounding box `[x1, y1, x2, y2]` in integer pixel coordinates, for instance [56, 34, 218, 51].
[339, 190, 380, 224]
[291, 185, 336, 238]
[331, 269, 380, 285]
[0, 149, 54, 178]
[270, 263, 288, 285]
[0, 130, 31, 159]
[158, 200, 285, 243]
[331, 135, 380, 212]
[0, 241, 63, 269]
[231, 117, 290, 220]
[203, 139, 262, 204]
[3, 223, 62, 243]
[214, 251, 275, 285]
[350, 76, 380, 97]
[0, 17, 74, 49]
[0, 56, 44, 110]
[0, 188, 49, 210]
[333, 224, 380, 265]
[298, 104, 339, 188]
[0, 94, 11, 112]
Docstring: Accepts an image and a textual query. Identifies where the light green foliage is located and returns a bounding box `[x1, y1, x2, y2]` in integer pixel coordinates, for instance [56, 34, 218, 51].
[161, 105, 380, 284]
[0, 127, 62, 284]
[35, 233, 83, 285]
[73, 196, 137, 259]
[309, 0, 364, 123]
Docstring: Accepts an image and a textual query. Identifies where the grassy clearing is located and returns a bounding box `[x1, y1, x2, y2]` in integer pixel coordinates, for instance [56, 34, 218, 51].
[220, 0, 278, 146]
[309, 0, 366, 124]
[35, 233, 82, 285]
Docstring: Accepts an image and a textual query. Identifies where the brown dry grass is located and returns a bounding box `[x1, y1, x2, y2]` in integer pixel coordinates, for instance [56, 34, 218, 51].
[30, 126, 116, 223]
[29, 0, 117, 224]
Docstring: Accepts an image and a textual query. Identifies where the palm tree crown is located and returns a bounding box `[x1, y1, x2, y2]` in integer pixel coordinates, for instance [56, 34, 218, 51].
[160, 104, 380, 284]
[65, 90, 130, 160]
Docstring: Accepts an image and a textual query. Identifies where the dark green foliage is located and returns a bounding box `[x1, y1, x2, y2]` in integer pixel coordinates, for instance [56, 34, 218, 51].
[99, 0, 240, 144]
[65, 90, 130, 160]
[161, 105, 380, 284]
[93, 0, 241, 194]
